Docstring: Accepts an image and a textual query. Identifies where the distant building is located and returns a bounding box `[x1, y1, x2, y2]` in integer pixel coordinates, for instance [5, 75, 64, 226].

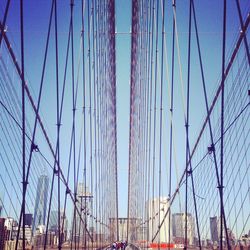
[49, 210, 58, 231]
[4, 217, 18, 241]
[109, 217, 144, 242]
[49, 210, 68, 242]
[240, 234, 250, 246]
[210, 216, 219, 243]
[72, 183, 92, 245]
[0, 218, 6, 249]
[24, 213, 33, 227]
[227, 228, 236, 246]
[33, 230, 56, 248]
[147, 197, 172, 243]
[210, 216, 231, 244]
[32, 175, 49, 233]
[172, 213, 195, 245]
[4, 217, 14, 232]
[20, 225, 32, 243]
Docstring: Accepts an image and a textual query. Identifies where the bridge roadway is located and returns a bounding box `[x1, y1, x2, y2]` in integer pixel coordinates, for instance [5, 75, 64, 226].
[21, 244, 250, 250]
[104, 244, 250, 250]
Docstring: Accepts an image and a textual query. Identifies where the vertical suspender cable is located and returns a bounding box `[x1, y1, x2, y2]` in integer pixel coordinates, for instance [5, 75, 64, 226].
[220, 0, 227, 249]
[81, 0, 87, 249]
[142, 2, 150, 242]
[146, 0, 153, 243]
[94, 0, 101, 244]
[20, 0, 26, 249]
[91, 0, 97, 247]
[60, 13, 73, 249]
[168, 1, 175, 247]
[54, 0, 61, 248]
[127, 0, 138, 242]
[158, 0, 165, 246]
[92, 0, 97, 243]
[152, 0, 159, 241]
[44, 112, 56, 250]
[148, 0, 154, 242]
[139, 3, 144, 235]
[144, 5, 148, 234]
[99, 3, 104, 240]
[184, 1, 192, 248]
[87, 0, 92, 248]
[111, 0, 119, 240]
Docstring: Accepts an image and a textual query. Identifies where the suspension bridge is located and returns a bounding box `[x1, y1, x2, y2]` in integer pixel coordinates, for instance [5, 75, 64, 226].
[0, 0, 249, 249]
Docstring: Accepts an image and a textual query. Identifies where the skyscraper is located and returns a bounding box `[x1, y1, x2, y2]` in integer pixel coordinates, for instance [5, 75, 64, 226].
[146, 197, 172, 243]
[32, 175, 49, 233]
[49, 210, 68, 232]
[24, 213, 33, 227]
[0, 218, 6, 249]
[172, 213, 195, 245]
[49, 210, 58, 232]
[210, 216, 219, 243]
[49, 210, 68, 242]
[72, 183, 92, 244]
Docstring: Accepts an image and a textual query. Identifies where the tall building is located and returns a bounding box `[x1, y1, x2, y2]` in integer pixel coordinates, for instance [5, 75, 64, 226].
[172, 213, 195, 245]
[146, 197, 172, 243]
[32, 175, 49, 233]
[24, 213, 33, 227]
[4, 217, 18, 241]
[210, 216, 219, 243]
[72, 183, 92, 244]
[210, 216, 233, 245]
[49, 210, 59, 232]
[19, 226, 32, 243]
[49, 210, 68, 242]
[0, 218, 6, 249]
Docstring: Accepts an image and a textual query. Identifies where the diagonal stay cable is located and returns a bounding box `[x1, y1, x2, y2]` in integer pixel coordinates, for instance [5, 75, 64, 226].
[19, 0, 26, 248]
[235, 0, 250, 65]
[0, 0, 10, 46]
[219, 0, 229, 246]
